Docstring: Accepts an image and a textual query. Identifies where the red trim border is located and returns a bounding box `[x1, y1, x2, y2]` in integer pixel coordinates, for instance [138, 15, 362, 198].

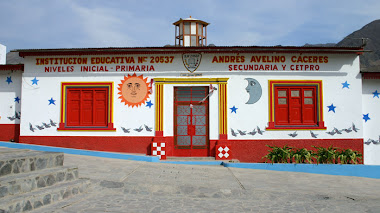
[57, 82, 116, 131]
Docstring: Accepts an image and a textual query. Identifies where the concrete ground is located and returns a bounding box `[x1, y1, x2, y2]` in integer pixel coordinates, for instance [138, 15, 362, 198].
[35, 154, 380, 213]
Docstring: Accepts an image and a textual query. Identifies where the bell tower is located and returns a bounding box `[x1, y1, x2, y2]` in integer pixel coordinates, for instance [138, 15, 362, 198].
[173, 16, 209, 47]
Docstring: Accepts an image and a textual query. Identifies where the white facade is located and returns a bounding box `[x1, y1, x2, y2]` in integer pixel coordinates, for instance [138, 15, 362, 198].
[19, 53, 363, 141]
[362, 78, 380, 165]
[0, 70, 22, 125]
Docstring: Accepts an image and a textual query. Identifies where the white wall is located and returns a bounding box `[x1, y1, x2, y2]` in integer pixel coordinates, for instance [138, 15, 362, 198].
[20, 73, 155, 136]
[362, 78, 380, 165]
[0, 70, 22, 124]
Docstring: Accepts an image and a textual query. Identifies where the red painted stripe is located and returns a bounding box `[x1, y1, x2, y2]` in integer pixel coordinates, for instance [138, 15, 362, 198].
[229, 139, 363, 163]
[0, 124, 20, 142]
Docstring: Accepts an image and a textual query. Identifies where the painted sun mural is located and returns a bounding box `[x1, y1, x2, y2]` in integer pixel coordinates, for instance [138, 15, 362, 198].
[117, 73, 151, 107]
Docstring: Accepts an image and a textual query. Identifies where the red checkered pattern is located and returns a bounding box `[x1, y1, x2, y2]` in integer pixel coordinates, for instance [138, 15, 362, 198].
[151, 142, 166, 160]
[216, 145, 232, 160]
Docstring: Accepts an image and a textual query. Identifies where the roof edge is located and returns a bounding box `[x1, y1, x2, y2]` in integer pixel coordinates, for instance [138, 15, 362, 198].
[0, 64, 24, 71]
[13, 46, 366, 57]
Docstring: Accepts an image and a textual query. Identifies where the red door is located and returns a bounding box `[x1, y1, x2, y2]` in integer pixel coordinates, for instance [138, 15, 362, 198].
[174, 87, 209, 157]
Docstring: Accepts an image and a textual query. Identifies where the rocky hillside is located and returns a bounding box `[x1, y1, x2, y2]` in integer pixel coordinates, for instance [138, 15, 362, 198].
[336, 19, 380, 72]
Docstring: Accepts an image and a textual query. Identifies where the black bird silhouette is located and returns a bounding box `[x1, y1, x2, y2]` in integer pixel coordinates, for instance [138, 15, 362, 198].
[342, 127, 352, 133]
[7, 116, 16, 121]
[352, 123, 359, 132]
[310, 131, 318, 138]
[134, 126, 143, 132]
[231, 128, 238, 137]
[288, 131, 298, 138]
[248, 129, 257, 136]
[326, 129, 336, 136]
[121, 127, 130, 133]
[334, 128, 342, 134]
[237, 130, 246, 135]
[49, 119, 57, 127]
[144, 124, 153, 132]
[29, 123, 36, 132]
[42, 122, 51, 128]
[257, 126, 265, 135]
[364, 139, 372, 145]
[35, 125, 44, 130]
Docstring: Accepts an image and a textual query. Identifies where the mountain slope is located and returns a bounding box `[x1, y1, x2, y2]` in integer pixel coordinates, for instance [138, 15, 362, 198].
[336, 19, 380, 72]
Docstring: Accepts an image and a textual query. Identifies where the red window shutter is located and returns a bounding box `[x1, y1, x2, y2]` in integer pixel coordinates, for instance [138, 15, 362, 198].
[65, 87, 109, 128]
[67, 90, 81, 126]
[302, 88, 317, 125]
[94, 89, 108, 126]
[274, 86, 318, 127]
[275, 88, 289, 125]
[81, 90, 94, 126]
[289, 89, 302, 125]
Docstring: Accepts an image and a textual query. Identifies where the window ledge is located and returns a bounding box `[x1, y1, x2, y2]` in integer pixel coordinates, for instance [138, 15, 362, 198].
[57, 123, 116, 131]
[266, 122, 326, 130]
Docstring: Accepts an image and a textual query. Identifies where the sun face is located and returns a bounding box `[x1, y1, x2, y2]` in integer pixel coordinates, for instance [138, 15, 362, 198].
[117, 73, 151, 108]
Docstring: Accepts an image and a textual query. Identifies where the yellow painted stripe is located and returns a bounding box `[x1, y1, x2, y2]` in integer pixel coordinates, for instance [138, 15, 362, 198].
[218, 84, 228, 135]
[155, 84, 164, 132]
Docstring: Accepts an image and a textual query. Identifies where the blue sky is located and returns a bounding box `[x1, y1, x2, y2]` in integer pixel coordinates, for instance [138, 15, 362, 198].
[0, 0, 379, 52]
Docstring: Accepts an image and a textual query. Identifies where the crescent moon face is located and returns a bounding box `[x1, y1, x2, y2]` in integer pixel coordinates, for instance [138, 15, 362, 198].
[245, 78, 262, 104]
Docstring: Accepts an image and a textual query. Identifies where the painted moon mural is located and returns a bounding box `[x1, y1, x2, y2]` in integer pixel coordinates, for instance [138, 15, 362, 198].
[245, 78, 262, 104]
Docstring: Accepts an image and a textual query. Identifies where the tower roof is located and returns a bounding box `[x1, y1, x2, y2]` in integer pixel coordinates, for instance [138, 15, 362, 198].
[173, 16, 209, 26]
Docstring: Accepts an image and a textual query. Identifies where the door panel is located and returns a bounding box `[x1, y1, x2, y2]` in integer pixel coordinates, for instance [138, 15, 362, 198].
[174, 87, 209, 156]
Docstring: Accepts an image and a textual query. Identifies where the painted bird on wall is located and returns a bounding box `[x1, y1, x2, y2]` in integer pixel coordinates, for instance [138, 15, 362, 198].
[49, 119, 57, 127]
[42, 123, 51, 128]
[333, 128, 342, 134]
[35, 125, 44, 130]
[310, 131, 318, 138]
[257, 126, 265, 135]
[29, 123, 36, 132]
[134, 126, 143, 132]
[288, 131, 298, 138]
[352, 123, 359, 132]
[144, 124, 152, 132]
[231, 128, 238, 137]
[248, 129, 257, 136]
[121, 127, 130, 133]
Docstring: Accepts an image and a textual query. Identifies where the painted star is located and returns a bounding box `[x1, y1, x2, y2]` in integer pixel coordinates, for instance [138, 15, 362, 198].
[48, 98, 56, 105]
[6, 76, 12, 84]
[31, 77, 39, 85]
[363, 113, 370, 122]
[14, 96, 20, 103]
[146, 100, 153, 108]
[230, 105, 238, 113]
[341, 81, 350, 89]
[327, 104, 336, 113]
[373, 90, 380, 98]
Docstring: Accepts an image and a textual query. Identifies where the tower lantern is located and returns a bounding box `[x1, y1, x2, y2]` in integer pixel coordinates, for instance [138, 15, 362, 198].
[173, 16, 209, 47]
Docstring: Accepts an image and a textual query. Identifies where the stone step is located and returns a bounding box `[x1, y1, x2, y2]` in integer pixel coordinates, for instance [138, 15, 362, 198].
[0, 150, 64, 177]
[0, 166, 79, 199]
[0, 148, 30, 154]
[0, 178, 91, 213]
